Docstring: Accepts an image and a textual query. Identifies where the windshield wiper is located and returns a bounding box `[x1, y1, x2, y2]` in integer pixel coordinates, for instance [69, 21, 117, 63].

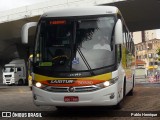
[72, 21, 94, 75]
[77, 47, 94, 76]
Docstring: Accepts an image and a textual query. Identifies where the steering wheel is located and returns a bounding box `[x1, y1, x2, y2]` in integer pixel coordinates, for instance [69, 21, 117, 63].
[52, 55, 68, 65]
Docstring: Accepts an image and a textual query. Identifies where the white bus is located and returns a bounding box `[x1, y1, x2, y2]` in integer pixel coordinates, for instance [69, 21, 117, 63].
[22, 6, 135, 108]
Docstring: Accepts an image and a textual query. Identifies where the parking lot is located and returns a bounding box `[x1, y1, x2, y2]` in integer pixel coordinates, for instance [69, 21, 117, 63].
[0, 79, 160, 119]
[0, 67, 160, 119]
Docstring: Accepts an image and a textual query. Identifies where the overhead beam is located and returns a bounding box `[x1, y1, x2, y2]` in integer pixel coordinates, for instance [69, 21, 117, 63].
[106, 0, 160, 31]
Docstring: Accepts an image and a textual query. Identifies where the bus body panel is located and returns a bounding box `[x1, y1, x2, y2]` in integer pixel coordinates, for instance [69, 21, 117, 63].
[32, 82, 118, 106]
[32, 68, 134, 106]
[42, 6, 118, 18]
[121, 43, 135, 95]
[116, 63, 125, 101]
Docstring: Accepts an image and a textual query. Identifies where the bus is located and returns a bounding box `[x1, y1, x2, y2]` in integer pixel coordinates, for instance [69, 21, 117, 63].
[21, 6, 135, 108]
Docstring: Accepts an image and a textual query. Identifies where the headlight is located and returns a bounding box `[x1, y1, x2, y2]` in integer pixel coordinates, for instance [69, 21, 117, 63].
[103, 81, 110, 87]
[33, 81, 47, 89]
[35, 82, 42, 88]
[96, 77, 119, 88]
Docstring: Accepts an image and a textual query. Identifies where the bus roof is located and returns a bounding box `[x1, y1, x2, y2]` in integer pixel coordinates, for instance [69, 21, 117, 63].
[42, 6, 119, 18]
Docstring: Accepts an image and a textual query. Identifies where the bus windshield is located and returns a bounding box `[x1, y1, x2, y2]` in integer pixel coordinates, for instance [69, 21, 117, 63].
[35, 16, 116, 72]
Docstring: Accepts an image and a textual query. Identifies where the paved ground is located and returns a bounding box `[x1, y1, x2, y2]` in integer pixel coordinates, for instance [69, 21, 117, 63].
[0, 67, 160, 119]
[0, 82, 160, 120]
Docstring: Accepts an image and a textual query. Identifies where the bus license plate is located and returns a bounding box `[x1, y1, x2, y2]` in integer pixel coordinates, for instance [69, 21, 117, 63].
[64, 96, 79, 102]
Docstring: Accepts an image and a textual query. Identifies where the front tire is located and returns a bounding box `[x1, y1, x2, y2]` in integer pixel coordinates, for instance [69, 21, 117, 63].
[127, 75, 134, 96]
[18, 79, 24, 86]
[127, 89, 133, 96]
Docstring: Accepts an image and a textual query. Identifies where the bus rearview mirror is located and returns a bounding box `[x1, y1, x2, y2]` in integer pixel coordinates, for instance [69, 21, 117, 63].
[21, 22, 38, 44]
[114, 19, 123, 45]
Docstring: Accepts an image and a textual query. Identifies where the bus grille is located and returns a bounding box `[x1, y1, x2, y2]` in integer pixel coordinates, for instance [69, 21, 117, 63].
[43, 85, 101, 92]
[5, 75, 12, 78]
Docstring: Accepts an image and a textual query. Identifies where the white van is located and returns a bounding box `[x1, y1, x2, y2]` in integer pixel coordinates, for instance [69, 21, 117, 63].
[2, 59, 26, 85]
[135, 67, 147, 79]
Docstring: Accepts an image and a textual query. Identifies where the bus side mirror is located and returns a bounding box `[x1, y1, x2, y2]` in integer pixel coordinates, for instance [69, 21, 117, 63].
[21, 22, 37, 44]
[114, 19, 123, 45]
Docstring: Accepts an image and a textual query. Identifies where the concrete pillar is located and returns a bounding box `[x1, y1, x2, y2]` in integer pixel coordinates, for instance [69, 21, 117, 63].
[16, 43, 29, 85]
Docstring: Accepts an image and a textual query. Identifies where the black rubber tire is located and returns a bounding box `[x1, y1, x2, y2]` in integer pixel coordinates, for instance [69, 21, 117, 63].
[127, 75, 134, 96]
[127, 89, 133, 96]
[18, 79, 24, 86]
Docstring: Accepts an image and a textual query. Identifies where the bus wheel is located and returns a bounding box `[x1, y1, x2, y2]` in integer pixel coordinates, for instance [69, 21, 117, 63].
[18, 79, 24, 86]
[127, 76, 134, 96]
[113, 102, 122, 109]
[127, 89, 133, 96]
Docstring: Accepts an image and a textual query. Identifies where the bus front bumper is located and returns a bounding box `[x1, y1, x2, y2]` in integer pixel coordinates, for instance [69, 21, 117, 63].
[32, 82, 119, 107]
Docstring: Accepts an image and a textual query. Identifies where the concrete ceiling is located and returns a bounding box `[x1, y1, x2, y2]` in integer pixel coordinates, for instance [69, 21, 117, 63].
[107, 0, 160, 31]
[0, 16, 39, 64]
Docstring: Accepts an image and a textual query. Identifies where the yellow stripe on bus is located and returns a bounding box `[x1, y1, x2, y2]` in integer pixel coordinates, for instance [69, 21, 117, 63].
[34, 72, 112, 82]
